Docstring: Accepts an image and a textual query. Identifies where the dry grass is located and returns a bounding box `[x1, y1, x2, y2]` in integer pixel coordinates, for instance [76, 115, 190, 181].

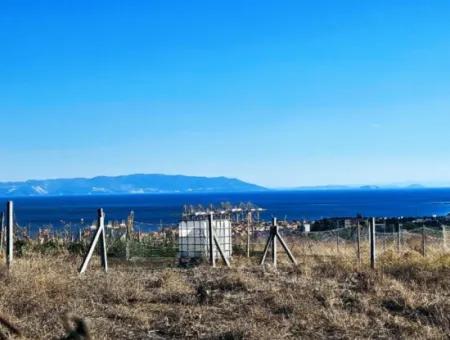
[0, 246, 449, 339]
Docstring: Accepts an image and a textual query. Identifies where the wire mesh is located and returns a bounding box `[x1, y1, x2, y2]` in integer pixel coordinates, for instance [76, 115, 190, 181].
[234, 223, 449, 265]
[2, 212, 449, 267]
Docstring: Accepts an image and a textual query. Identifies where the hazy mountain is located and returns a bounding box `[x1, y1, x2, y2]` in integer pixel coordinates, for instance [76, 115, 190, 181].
[359, 185, 380, 190]
[406, 184, 425, 189]
[0, 174, 267, 197]
[282, 183, 434, 191]
[283, 185, 352, 191]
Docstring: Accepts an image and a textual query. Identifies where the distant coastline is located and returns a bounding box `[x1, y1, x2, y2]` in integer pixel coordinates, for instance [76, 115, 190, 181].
[2, 189, 450, 233]
[0, 174, 267, 197]
[2, 172, 450, 198]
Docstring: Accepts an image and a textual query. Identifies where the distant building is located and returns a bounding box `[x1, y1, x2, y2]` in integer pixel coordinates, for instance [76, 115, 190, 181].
[299, 222, 311, 234]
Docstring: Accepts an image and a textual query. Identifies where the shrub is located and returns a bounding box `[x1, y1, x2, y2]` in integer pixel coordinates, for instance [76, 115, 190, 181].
[33, 240, 64, 255]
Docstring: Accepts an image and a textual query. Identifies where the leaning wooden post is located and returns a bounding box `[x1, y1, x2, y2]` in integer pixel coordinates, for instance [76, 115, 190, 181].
[370, 217, 376, 270]
[272, 218, 278, 267]
[397, 222, 402, 253]
[79, 209, 108, 274]
[208, 213, 216, 268]
[276, 228, 298, 266]
[213, 232, 231, 268]
[421, 225, 426, 257]
[260, 225, 274, 265]
[356, 220, 361, 265]
[207, 213, 230, 268]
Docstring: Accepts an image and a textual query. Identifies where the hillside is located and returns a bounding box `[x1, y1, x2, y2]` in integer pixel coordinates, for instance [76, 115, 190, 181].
[0, 174, 267, 196]
[0, 250, 448, 339]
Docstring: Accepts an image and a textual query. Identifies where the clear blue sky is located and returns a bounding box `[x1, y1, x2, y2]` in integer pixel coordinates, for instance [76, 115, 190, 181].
[1, 1, 450, 187]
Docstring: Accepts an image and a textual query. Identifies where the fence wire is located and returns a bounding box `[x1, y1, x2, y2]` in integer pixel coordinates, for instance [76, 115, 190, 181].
[234, 223, 449, 265]
[2, 216, 449, 267]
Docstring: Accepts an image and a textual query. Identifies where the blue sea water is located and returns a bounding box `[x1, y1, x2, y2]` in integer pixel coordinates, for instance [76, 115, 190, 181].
[1, 189, 450, 233]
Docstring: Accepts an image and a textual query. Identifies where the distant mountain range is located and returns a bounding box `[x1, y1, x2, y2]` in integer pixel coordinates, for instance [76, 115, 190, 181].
[0, 174, 267, 197]
[0, 174, 443, 197]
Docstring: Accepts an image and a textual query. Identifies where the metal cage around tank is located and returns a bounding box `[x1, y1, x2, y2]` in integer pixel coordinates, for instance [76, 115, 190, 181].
[178, 217, 232, 260]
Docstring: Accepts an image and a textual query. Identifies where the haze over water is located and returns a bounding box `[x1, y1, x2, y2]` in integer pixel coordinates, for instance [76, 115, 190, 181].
[2, 189, 450, 233]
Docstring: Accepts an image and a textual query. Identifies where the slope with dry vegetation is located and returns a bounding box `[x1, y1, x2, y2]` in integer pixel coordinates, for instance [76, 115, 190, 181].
[0, 247, 449, 339]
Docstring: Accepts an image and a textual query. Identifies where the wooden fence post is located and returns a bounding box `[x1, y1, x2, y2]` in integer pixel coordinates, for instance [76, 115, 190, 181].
[247, 212, 251, 258]
[261, 217, 297, 267]
[125, 236, 130, 261]
[272, 218, 278, 267]
[208, 213, 216, 268]
[356, 220, 361, 265]
[336, 220, 340, 253]
[370, 217, 376, 270]
[0, 212, 4, 253]
[397, 222, 402, 253]
[99, 210, 108, 271]
[443, 225, 447, 251]
[126, 211, 134, 261]
[421, 225, 426, 257]
[6, 202, 14, 269]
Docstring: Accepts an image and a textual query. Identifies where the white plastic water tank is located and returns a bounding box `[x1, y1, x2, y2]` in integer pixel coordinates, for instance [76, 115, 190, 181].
[179, 219, 232, 259]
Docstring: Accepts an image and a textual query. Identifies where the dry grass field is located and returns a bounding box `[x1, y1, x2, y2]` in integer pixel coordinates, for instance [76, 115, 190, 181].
[0, 245, 449, 339]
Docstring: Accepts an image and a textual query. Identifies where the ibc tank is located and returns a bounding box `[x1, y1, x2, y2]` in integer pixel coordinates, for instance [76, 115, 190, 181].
[178, 218, 232, 260]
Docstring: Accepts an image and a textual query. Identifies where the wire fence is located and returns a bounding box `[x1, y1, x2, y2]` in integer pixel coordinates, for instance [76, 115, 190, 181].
[1, 215, 449, 268]
[234, 223, 449, 265]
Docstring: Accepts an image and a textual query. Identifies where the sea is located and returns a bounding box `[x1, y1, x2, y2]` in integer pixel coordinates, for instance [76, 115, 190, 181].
[1, 189, 450, 234]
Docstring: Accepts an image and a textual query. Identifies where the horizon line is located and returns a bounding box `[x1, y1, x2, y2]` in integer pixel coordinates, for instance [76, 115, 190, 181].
[2, 172, 450, 190]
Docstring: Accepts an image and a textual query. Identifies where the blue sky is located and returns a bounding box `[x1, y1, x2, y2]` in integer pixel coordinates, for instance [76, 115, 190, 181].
[1, 1, 450, 187]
